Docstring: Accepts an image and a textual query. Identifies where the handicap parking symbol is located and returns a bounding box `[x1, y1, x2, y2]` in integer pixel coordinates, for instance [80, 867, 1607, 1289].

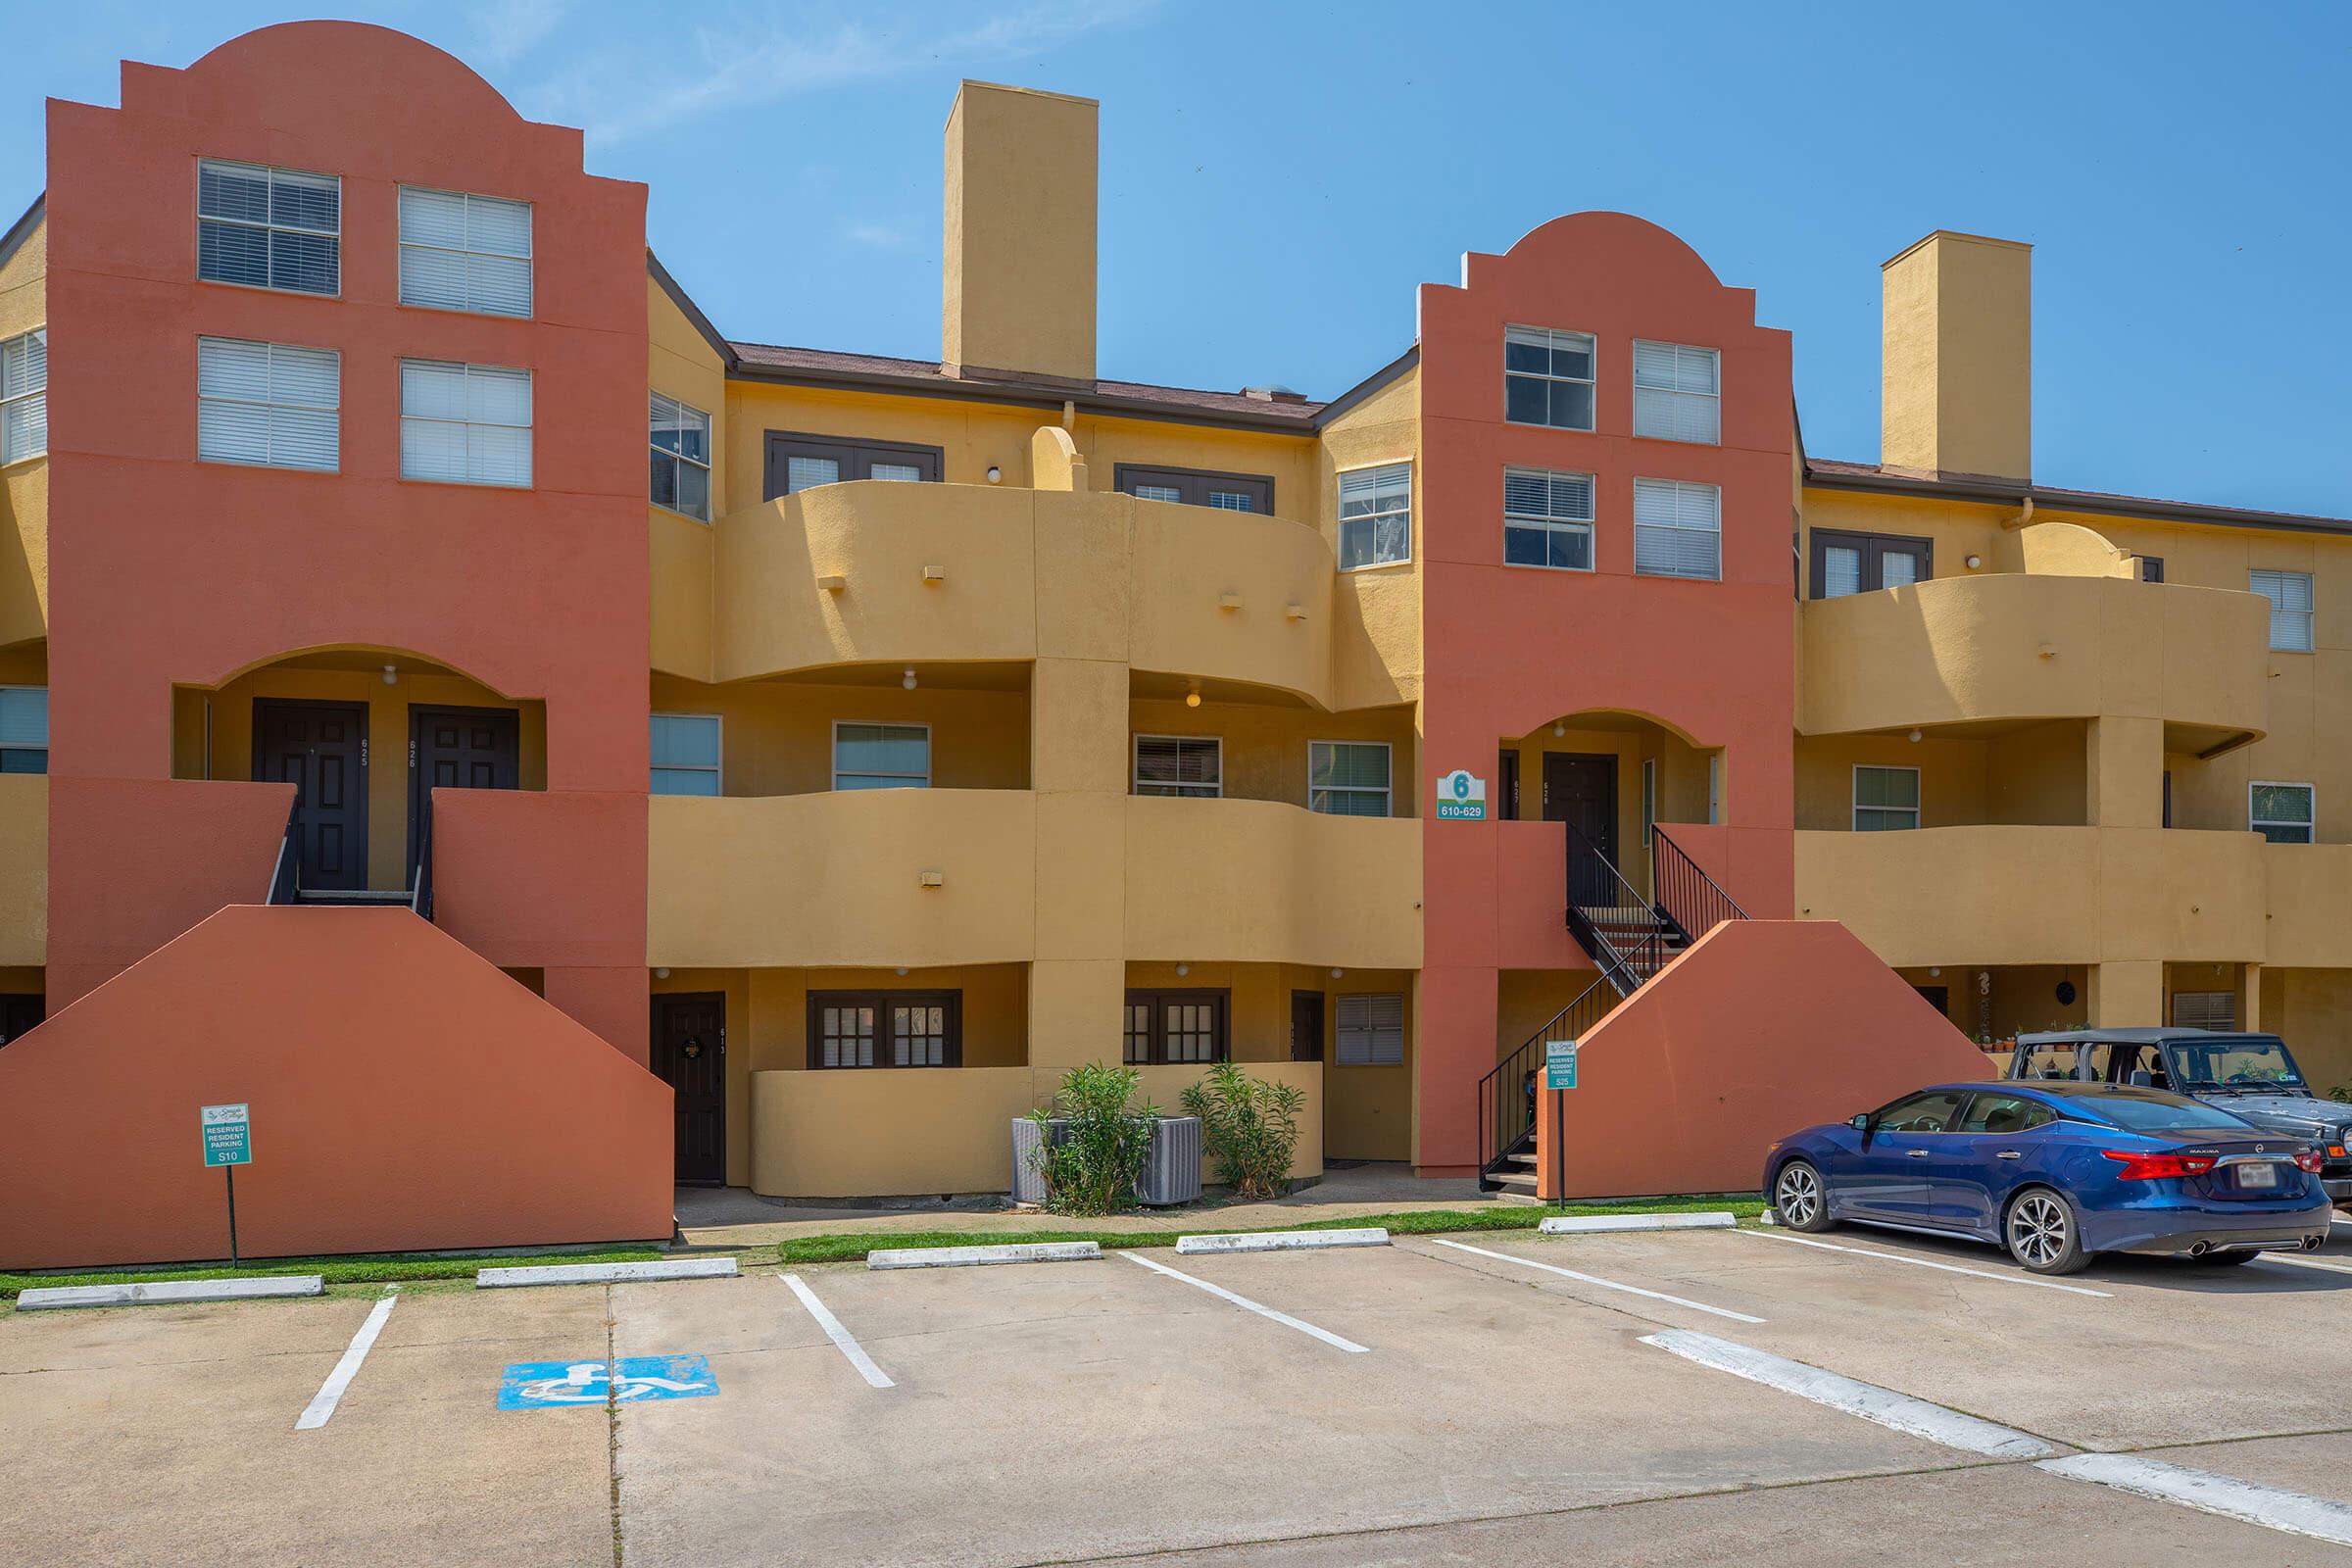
[498, 1355, 719, 1410]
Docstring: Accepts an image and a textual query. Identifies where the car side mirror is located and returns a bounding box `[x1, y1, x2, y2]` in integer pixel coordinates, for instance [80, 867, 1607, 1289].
[1848, 1113, 1871, 1133]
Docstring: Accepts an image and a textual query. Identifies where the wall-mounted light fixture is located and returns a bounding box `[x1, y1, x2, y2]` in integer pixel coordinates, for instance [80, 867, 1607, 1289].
[1330, 967, 1345, 980]
[1185, 680, 1201, 709]
[986, 466, 1003, 483]
[1908, 729, 1923, 744]
[1175, 962, 1190, 978]
[903, 666, 917, 691]
[895, 966, 909, 977]
[654, 967, 670, 980]
[1552, 721, 1566, 738]
[1965, 554, 1983, 569]
[382, 663, 398, 686]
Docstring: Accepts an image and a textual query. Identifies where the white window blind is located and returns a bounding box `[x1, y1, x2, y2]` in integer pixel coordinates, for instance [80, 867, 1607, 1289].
[399, 187, 533, 318]
[786, 455, 839, 492]
[400, 360, 532, 487]
[1336, 994, 1404, 1065]
[0, 328, 43, 464]
[1338, 463, 1411, 569]
[197, 161, 340, 295]
[0, 686, 47, 774]
[2250, 569, 2314, 652]
[1134, 735, 1221, 798]
[2172, 991, 2235, 1031]
[833, 722, 930, 790]
[650, 713, 721, 796]
[198, 337, 339, 471]
[650, 393, 711, 520]
[1854, 765, 1920, 831]
[1502, 466, 1595, 570]
[1309, 741, 1392, 816]
[1821, 544, 1862, 598]
[1633, 478, 1721, 580]
[2250, 781, 2314, 844]
[1133, 482, 1181, 503]
[1632, 340, 1720, 443]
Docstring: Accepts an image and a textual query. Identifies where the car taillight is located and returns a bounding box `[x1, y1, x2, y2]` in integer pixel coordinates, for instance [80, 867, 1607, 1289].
[2102, 1150, 2216, 1180]
[2296, 1151, 2325, 1174]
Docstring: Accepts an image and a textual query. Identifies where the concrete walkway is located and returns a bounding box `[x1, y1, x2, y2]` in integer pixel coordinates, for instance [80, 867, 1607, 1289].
[673, 1162, 1511, 1249]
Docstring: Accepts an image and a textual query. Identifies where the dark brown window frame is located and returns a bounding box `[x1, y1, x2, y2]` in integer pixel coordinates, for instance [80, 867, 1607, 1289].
[807, 989, 963, 1069]
[1807, 528, 1934, 600]
[1112, 463, 1275, 514]
[763, 430, 945, 500]
[1123, 988, 1230, 1066]
[2136, 555, 2165, 583]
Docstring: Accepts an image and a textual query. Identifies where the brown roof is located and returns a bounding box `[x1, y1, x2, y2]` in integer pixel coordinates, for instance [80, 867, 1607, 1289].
[1804, 457, 2352, 538]
[727, 340, 1329, 431]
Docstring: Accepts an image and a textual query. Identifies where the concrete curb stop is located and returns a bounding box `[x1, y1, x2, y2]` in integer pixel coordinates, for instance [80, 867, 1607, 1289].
[1539, 1211, 1739, 1236]
[476, 1257, 740, 1289]
[1174, 1227, 1391, 1255]
[867, 1242, 1102, 1270]
[17, 1276, 327, 1310]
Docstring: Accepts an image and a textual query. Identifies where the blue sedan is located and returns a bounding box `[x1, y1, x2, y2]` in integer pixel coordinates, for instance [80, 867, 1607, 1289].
[1765, 1082, 2334, 1274]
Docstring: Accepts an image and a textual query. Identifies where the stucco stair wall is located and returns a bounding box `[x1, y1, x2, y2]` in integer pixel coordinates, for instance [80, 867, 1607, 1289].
[1535, 918, 1990, 1200]
[0, 904, 673, 1270]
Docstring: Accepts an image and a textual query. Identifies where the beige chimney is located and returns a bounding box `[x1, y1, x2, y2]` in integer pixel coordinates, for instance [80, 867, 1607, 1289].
[1881, 231, 2032, 481]
[942, 80, 1098, 386]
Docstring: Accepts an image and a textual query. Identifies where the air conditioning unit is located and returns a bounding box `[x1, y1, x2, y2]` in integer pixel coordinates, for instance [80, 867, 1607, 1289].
[1008, 1115, 1203, 1206]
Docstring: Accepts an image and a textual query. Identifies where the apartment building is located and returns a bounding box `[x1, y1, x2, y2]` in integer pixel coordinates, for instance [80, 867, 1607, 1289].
[1, 21, 2336, 1267]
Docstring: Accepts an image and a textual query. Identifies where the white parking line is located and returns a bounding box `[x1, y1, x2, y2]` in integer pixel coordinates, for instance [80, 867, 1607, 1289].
[1430, 1239, 1764, 1324]
[1735, 1226, 2112, 1298]
[779, 1273, 894, 1389]
[1641, 1330, 2056, 1459]
[294, 1288, 399, 1431]
[2250, 1251, 2352, 1277]
[2038, 1454, 2352, 1547]
[1118, 1250, 1369, 1353]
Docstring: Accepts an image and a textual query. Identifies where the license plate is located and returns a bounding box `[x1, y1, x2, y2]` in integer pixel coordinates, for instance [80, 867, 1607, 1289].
[2237, 1162, 2279, 1189]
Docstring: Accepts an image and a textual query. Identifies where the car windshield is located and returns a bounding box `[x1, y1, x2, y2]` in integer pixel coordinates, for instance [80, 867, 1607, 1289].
[2081, 1089, 2262, 1132]
[2016, 1044, 2081, 1080]
[2166, 1037, 2303, 1092]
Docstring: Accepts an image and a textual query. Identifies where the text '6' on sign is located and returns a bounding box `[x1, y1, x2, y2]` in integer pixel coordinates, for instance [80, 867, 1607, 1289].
[1434, 769, 1488, 821]
[201, 1102, 251, 1167]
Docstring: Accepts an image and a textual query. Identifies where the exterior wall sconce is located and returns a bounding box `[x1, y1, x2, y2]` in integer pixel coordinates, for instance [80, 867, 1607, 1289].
[1908, 729, 1923, 743]
[1175, 962, 1190, 977]
[918, 870, 944, 888]
[817, 574, 847, 594]
[922, 565, 946, 584]
[654, 967, 670, 980]
[2036, 643, 2056, 659]
[1330, 967, 1345, 980]
[1218, 592, 1243, 612]
[1965, 554, 1983, 569]
[895, 965, 909, 976]
[986, 466, 1003, 483]
[381, 663, 398, 685]
[1552, 722, 1566, 738]
[902, 667, 917, 691]
[1185, 680, 1201, 709]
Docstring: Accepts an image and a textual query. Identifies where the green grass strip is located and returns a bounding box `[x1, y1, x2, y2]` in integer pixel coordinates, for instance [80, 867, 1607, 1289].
[0, 1248, 668, 1299]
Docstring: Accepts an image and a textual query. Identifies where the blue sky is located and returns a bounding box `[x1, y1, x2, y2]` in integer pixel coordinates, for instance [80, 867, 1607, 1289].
[5, 0, 2349, 514]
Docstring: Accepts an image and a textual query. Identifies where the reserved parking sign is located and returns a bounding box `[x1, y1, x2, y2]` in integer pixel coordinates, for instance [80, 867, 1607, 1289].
[201, 1103, 251, 1167]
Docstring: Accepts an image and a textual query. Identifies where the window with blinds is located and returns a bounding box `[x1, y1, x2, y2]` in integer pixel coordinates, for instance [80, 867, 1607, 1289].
[398, 187, 533, 318]
[1308, 741, 1391, 816]
[1633, 477, 1721, 580]
[1338, 462, 1411, 569]
[1809, 529, 1931, 598]
[1335, 994, 1405, 1066]
[1502, 466, 1595, 570]
[808, 991, 962, 1068]
[1853, 765, 1920, 831]
[399, 360, 532, 487]
[650, 713, 720, 796]
[650, 393, 711, 520]
[2250, 781, 2315, 844]
[1113, 465, 1273, 513]
[0, 686, 47, 774]
[762, 432, 943, 497]
[1632, 340, 1719, 443]
[0, 328, 43, 465]
[197, 161, 340, 295]
[833, 722, 930, 790]
[2172, 991, 2235, 1031]
[1134, 734, 1221, 798]
[2250, 569, 2314, 652]
[1504, 325, 1595, 430]
[197, 338, 339, 472]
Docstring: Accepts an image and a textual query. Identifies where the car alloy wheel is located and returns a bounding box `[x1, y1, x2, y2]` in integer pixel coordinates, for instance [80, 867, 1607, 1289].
[1774, 1160, 1825, 1231]
[2007, 1192, 2073, 1271]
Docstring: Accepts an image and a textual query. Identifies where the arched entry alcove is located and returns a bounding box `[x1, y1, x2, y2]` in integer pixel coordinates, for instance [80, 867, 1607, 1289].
[172, 645, 547, 897]
[1495, 706, 1723, 896]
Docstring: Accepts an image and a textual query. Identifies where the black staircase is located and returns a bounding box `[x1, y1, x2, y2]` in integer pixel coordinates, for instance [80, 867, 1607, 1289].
[260, 796, 434, 920]
[266, 799, 301, 906]
[1475, 821, 1749, 1195]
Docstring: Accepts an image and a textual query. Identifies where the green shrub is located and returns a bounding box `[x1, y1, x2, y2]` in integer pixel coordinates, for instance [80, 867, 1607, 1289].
[1027, 1062, 1160, 1215]
[1182, 1062, 1305, 1201]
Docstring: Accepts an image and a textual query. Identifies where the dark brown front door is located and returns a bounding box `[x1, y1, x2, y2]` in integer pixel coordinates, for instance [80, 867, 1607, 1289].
[254, 699, 368, 891]
[652, 992, 726, 1185]
[1290, 991, 1326, 1062]
[409, 706, 520, 884]
[1543, 753, 1617, 864]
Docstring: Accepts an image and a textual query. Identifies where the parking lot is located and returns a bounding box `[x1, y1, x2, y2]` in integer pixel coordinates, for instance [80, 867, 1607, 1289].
[8, 1222, 2352, 1566]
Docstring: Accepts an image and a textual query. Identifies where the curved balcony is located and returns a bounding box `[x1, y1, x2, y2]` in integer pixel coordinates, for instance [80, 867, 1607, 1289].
[1795, 825, 2267, 969]
[1124, 795, 1421, 970]
[1799, 574, 2269, 753]
[649, 788, 1038, 969]
[684, 481, 1344, 706]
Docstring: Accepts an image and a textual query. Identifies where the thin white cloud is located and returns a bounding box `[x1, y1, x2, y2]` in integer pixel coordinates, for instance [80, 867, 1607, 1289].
[470, 0, 572, 69]
[514, 0, 1152, 149]
[843, 220, 910, 249]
